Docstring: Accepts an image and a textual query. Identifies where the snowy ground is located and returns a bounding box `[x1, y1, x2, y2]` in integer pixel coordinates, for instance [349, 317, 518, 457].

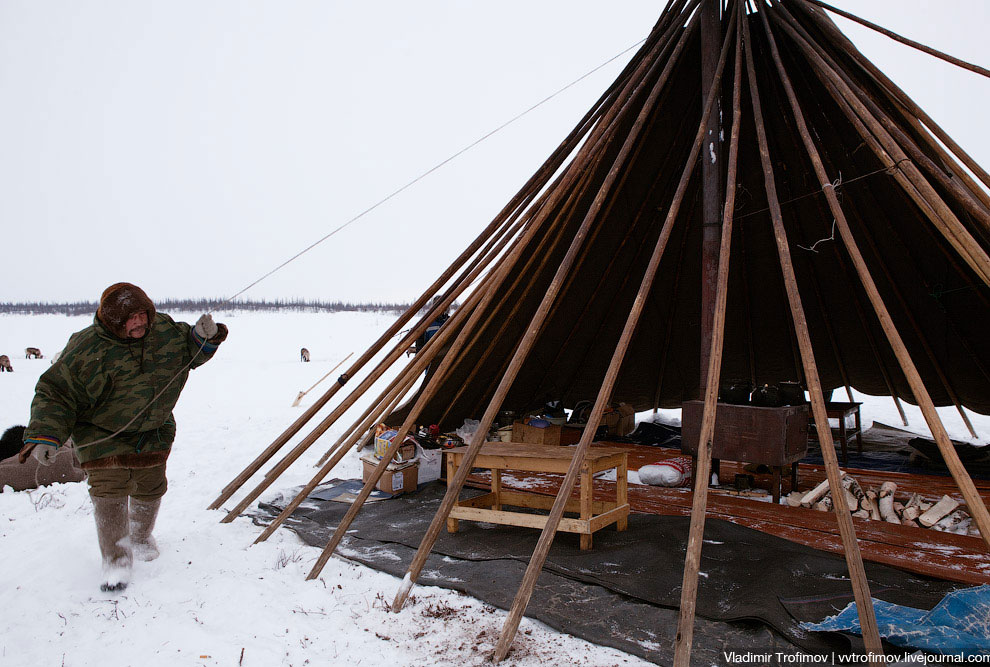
[0, 311, 650, 667]
[1, 311, 987, 667]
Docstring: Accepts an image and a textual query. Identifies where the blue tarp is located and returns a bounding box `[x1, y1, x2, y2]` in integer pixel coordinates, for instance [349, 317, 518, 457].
[802, 585, 990, 655]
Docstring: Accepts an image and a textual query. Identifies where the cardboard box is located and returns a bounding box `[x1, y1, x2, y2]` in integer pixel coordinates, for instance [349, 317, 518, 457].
[374, 430, 417, 462]
[511, 420, 583, 446]
[600, 404, 636, 437]
[361, 455, 419, 495]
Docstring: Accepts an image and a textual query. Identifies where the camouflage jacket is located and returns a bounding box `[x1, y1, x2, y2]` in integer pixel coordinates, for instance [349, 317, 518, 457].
[25, 313, 222, 466]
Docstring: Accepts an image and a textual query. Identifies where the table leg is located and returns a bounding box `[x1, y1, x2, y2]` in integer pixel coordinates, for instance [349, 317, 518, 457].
[791, 461, 799, 493]
[838, 416, 849, 466]
[771, 466, 782, 504]
[617, 457, 628, 532]
[580, 464, 592, 550]
[854, 407, 863, 455]
[446, 453, 459, 533]
[492, 468, 502, 511]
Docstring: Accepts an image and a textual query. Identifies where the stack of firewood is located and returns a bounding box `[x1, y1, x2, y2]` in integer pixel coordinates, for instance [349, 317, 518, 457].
[786, 472, 980, 537]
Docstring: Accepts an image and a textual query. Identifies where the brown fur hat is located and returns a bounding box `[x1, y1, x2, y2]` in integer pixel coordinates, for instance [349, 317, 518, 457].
[96, 283, 156, 338]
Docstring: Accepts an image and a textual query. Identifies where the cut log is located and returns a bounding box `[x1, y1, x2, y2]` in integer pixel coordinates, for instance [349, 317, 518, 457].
[919, 495, 960, 527]
[812, 495, 833, 512]
[852, 509, 870, 519]
[933, 509, 970, 532]
[800, 471, 844, 507]
[843, 488, 859, 510]
[902, 506, 921, 522]
[878, 482, 901, 525]
[904, 493, 921, 510]
[843, 475, 868, 506]
[786, 491, 804, 508]
[864, 490, 880, 521]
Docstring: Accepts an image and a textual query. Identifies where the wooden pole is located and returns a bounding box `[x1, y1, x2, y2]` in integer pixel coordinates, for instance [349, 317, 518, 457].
[207, 216, 510, 511]
[219, 233, 517, 523]
[254, 369, 422, 544]
[824, 211, 911, 426]
[495, 10, 739, 663]
[205, 35, 636, 511]
[767, 7, 990, 287]
[436, 160, 607, 426]
[531, 90, 702, 400]
[673, 5, 741, 660]
[394, 5, 704, 616]
[775, 3, 990, 233]
[440, 0, 704, 426]
[743, 7, 885, 659]
[292, 353, 353, 407]
[764, 0, 990, 548]
[699, 0, 724, 394]
[295, 4, 704, 555]
[836, 162, 980, 439]
[803, 0, 990, 79]
[792, 0, 990, 207]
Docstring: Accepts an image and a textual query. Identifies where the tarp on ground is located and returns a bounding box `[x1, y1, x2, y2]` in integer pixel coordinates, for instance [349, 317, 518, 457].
[254, 481, 963, 664]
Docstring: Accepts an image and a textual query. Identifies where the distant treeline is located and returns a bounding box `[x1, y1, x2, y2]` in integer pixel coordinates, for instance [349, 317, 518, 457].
[0, 298, 413, 316]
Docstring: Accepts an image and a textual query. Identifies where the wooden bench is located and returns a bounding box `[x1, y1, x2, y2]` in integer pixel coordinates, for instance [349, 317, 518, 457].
[446, 442, 629, 549]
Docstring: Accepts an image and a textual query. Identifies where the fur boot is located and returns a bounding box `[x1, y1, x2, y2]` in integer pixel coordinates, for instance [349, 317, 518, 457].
[129, 497, 161, 562]
[92, 496, 132, 592]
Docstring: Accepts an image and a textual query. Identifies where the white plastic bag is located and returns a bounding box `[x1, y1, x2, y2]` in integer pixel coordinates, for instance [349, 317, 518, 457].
[455, 418, 481, 442]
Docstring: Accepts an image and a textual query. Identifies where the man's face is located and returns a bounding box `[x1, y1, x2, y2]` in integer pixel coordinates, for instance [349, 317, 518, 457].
[124, 311, 149, 339]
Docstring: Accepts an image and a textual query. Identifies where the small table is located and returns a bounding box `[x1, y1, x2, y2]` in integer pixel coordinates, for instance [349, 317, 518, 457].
[446, 442, 629, 550]
[809, 402, 863, 466]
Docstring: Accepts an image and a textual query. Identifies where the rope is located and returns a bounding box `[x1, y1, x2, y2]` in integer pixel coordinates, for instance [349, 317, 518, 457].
[26, 38, 651, 461]
[215, 37, 647, 309]
[734, 157, 910, 222]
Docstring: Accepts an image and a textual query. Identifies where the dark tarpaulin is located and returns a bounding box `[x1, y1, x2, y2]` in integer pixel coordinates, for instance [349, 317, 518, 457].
[391, 3, 990, 431]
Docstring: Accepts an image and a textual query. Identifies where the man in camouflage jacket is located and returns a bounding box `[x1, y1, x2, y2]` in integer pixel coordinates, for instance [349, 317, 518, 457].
[19, 282, 228, 592]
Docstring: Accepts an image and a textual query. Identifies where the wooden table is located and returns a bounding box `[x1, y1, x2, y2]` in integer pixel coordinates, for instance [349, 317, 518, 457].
[446, 442, 629, 549]
[809, 401, 863, 465]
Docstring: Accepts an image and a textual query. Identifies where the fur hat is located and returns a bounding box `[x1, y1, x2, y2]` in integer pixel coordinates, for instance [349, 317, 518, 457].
[1, 425, 26, 460]
[97, 283, 156, 338]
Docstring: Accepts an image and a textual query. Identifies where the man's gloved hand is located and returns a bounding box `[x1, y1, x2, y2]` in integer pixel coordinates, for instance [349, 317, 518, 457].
[18, 442, 57, 465]
[194, 313, 219, 340]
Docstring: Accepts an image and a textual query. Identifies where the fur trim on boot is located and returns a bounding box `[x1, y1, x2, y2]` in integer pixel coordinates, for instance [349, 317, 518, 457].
[129, 497, 161, 562]
[92, 496, 132, 592]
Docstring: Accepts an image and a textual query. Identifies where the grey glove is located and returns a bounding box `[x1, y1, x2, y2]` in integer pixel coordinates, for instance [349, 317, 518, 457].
[194, 313, 219, 340]
[33, 444, 58, 466]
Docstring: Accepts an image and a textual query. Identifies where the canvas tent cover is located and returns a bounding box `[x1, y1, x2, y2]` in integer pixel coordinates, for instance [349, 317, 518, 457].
[391, 0, 990, 430]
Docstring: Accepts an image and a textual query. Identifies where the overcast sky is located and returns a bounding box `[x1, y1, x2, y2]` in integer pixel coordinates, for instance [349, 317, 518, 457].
[1, 1, 987, 305]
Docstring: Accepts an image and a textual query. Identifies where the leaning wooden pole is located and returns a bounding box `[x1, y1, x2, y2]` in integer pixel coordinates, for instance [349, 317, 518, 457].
[803, 0, 990, 79]
[774, 2, 990, 234]
[254, 369, 422, 544]
[393, 7, 704, 615]
[747, 8, 885, 660]
[207, 216, 509, 511]
[219, 244, 509, 523]
[846, 181, 980, 439]
[295, 45, 674, 554]
[792, 0, 990, 206]
[763, 1, 990, 547]
[206, 44, 633, 512]
[305, 216, 553, 576]
[767, 6, 990, 287]
[492, 8, 738, 661]
[257, 252, 521, 540]
[674, 7, 741, 659]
